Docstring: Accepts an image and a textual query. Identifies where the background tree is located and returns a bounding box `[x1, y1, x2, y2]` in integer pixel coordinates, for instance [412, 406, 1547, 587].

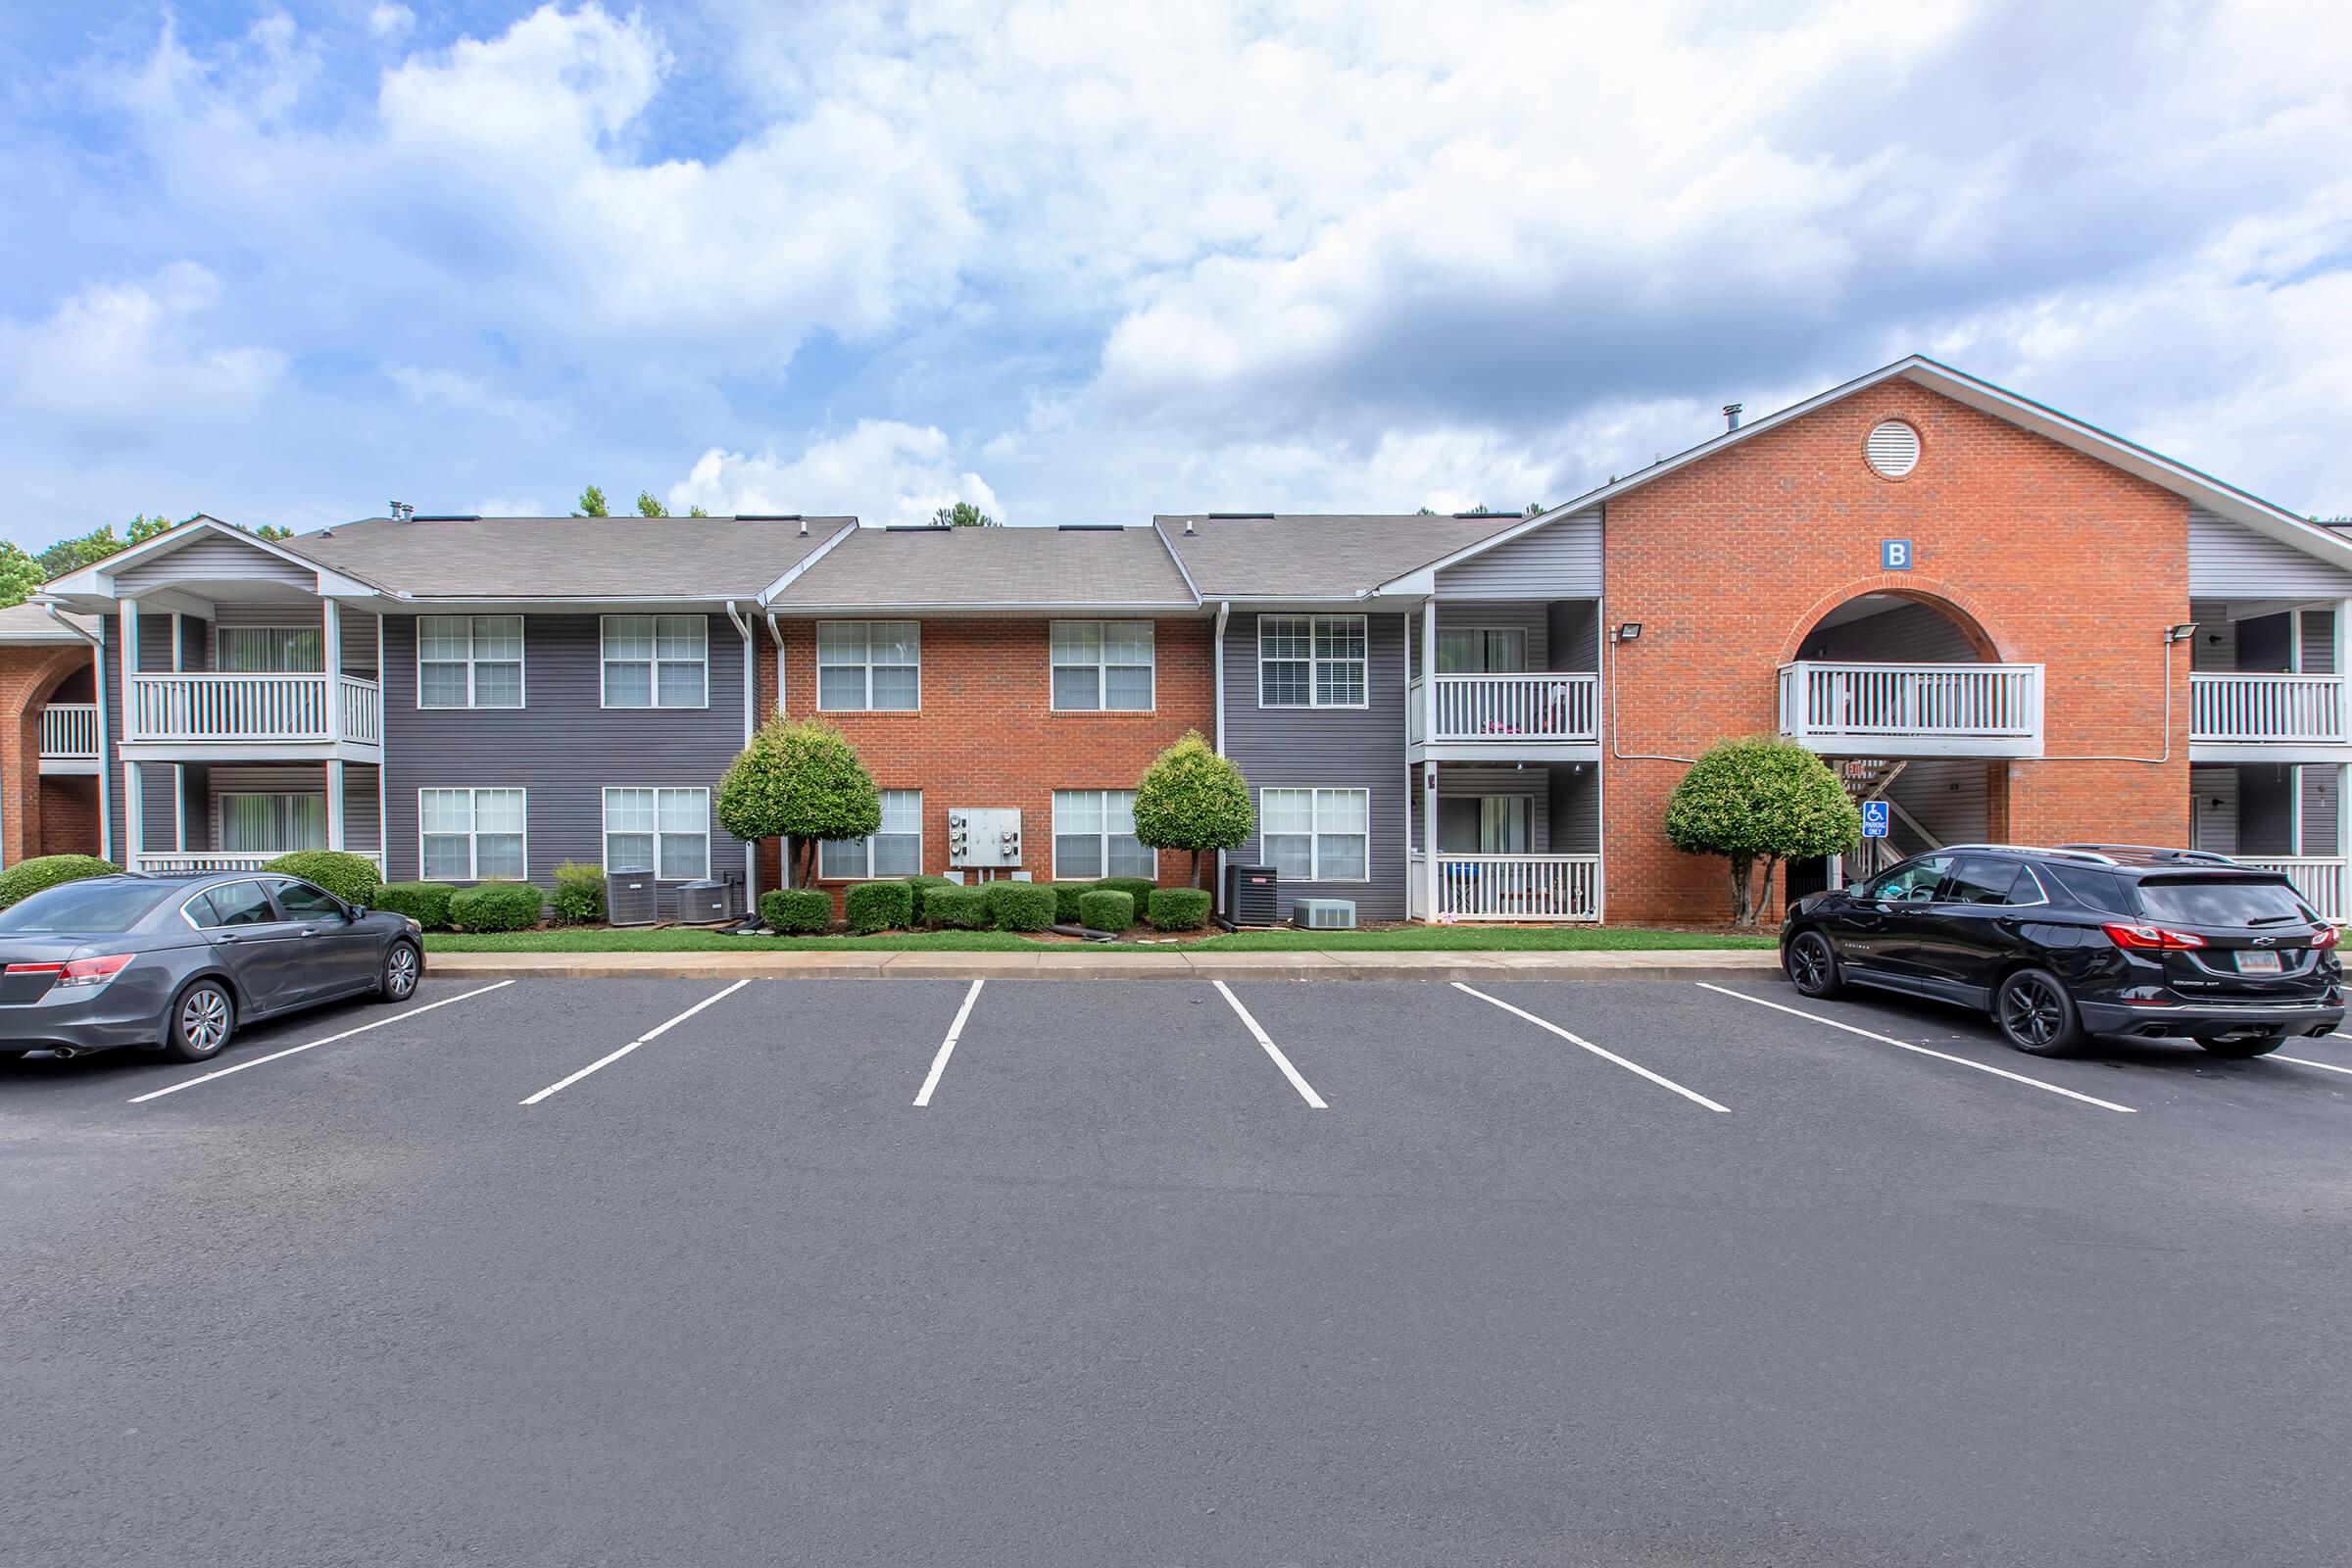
[37, 523, 125, 578]
[1132, 730, 1253, 892]
[253, 523, 294, 541]
[126, 512, 175, 544]
[574, 486, 610, 517]
[0, 542, 43, 607]
[931, 501, 996, 527]
[688, 506, 710, 516]
[636, 491, 667, 516]
[715, 717, 882, 888]
[1664, 736, 1859, 928]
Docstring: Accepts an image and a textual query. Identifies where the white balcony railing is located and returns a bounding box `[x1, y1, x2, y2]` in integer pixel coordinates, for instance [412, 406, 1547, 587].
[39, 703, 99, 760]
[1412, 852, 1602, 921]
[2190, 673, 2343, 744]
[2232, 857, 2346, 923]
[1778, 662, 2042, 754]
[1409, 672, 1599, 744]
[125, 672, 380, 748]
[132, 851, 386, 876]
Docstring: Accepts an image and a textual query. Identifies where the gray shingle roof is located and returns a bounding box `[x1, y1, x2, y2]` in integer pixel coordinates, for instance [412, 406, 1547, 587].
[1156, 513, 1529, 598]
[768, 526, 1197, 609]
[280, 515, 858, 599]
[0, 602, 93, 642]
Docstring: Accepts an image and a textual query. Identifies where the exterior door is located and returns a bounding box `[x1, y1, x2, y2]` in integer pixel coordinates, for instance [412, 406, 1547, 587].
[268, 877, 379, 999]
[1838, 854, 1953, 977]
[1913, 855, 2035, 1000]
[186, 878, 311, 1012]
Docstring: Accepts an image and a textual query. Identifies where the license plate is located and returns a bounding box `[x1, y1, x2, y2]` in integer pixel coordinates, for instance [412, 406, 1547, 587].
[2235, 951, 2283, 974]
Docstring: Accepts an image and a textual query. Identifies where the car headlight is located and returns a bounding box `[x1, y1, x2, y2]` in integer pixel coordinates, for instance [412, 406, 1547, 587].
[405, 916, 422, 933]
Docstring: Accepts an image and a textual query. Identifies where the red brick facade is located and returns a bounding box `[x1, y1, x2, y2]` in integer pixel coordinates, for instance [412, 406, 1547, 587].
[1602, 382, 2191, 924]
[0, 642, 104, 869]
[751, 617, 1217, 897]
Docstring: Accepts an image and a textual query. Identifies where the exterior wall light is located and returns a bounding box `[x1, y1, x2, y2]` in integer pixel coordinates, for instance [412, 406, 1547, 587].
[1614, 622, 1642, 642]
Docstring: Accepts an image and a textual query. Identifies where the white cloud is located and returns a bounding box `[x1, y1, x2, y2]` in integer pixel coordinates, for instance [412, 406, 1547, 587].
[0, 263, 285, 429]
[368, 4, 415, 40]
[671, 420, 1004, 525]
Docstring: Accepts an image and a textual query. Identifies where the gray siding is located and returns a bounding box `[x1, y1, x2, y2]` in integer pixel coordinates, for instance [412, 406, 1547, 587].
[1545, 601, 1599, 672]
[1804, 601, 1979, 663]
[112, 532, 318, 594]
[1436, 508, 1602, 597]
[2301, 764, 2339, 857]
[2238, 764, 2294, 856]
[137, 762, 176, 850]
[343, 763, 381, 854]
[2188, 507, 2352, 597]
[2301, 609, 2336, 673]
[2189, 603, 2235, 672]
[1221, 611, 1406, 920]
[2191, 765, 2238, 855]
[380, 613, 752, 908]
[181, 613, 209, 671]
[136, 614, 174, 673]
[1883, 760, 1990, 848]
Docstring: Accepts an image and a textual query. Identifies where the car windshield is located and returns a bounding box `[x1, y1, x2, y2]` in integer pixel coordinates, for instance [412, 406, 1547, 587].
[0, 878, 172, 933]
[2134, 876, 2317, 928]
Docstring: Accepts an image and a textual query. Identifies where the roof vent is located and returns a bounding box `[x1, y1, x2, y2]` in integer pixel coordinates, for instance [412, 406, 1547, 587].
[1182, 518, 1195, 535]
[1451, 510, 1499, 519]
[389, 501, 415, 522]
[1205, 512, 1276, 519]
[883, 523, 944, 532]
[1723, 403, 1742, 431]
[1865, 419, 1922, 479]
[736, 514, 803, 521]
[1055, 523, 1122, 531]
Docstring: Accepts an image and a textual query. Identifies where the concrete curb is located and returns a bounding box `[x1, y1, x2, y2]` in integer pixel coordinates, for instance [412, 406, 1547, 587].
[424, 948, 1783, 984]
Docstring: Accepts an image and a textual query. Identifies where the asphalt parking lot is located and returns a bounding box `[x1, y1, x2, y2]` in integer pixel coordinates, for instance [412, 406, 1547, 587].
[6, 974, 2350, 1568]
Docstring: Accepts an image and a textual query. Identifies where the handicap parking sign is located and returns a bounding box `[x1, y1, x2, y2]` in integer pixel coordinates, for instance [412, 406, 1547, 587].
[1861, 801, 1889, 839]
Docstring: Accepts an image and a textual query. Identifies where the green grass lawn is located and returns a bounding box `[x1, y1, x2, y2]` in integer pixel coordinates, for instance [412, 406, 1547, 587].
[423, 925, 1775, 954]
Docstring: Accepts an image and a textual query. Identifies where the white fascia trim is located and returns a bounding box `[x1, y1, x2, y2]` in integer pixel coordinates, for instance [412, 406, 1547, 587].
[49, 515, 393, 599]
[763, 601, 1203, 614]
[753, 520, 860, 606]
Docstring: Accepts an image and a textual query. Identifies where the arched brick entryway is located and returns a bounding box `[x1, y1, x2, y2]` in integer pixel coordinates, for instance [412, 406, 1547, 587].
[2, 644, 105, 868]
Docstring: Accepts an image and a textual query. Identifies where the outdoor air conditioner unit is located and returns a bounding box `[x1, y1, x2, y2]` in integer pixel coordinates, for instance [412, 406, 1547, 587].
[1225, 863, 1278, 927]
[678, 877, 740, 926]
[607, 868, 659, 927]
[1293, 898, 1357, 930]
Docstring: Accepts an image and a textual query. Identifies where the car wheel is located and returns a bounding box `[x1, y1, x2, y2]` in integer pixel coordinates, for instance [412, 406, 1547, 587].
[1785, 929, 1842, 999]
[372, 940, 421, 1004]
[2195, 1034, 2283, 1058]
[164, 980, 235, 1063]
[1994, 968, 2082, 1056]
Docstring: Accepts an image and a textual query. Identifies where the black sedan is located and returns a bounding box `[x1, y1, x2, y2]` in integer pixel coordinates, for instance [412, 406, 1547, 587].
[0, 872, 424, 1064]
[1782, 844, 2343, 1057]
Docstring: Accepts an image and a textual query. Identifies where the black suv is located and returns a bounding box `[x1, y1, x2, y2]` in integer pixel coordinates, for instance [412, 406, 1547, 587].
[1781, 844, 2343, 1057]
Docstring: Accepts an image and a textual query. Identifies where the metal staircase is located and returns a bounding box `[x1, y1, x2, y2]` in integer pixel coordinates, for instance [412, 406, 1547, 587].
[1835, 759, 1919, 885]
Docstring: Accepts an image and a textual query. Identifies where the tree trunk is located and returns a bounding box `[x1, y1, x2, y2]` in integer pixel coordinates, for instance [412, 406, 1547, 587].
[1190, 849, 1202, 890]
[1730, 853, 1755, 928]
[1756, 855, 1781, 925]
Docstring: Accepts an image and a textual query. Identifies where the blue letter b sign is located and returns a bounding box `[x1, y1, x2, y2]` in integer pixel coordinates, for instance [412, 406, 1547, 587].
[1881, 539, 1913, 570]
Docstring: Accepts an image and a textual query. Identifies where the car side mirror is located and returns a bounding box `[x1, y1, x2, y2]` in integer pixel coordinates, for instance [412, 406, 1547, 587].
[349, 904, 368, 920]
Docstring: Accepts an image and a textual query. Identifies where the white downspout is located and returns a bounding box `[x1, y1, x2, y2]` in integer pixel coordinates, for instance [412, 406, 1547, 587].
[726, 601, 758, 905]
[1213, 600, 1230, 901]
[765, 611, 787, 714]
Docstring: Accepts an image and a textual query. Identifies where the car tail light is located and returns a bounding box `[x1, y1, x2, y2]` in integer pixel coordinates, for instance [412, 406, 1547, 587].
[13, 954, 136, 989]
[2101, 922, 2207, 951]
[2314, 925, 2340, 951]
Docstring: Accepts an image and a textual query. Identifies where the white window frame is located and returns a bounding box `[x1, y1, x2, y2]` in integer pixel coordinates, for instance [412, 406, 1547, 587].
[817, 788, 924, 880]
[1258, 786, 1373, 883]
[1257, 614, 1368, 709]
[1050, 620, 1156, 711]
[1051, 788, 1156, 880]
[416, 614, 525, 710]
[815, 620, 922, 711]
[416, 787, 528, 882]
[218, 792, 327, 855]
[599, 614, 710, 710]
[601, 786, 712, 881]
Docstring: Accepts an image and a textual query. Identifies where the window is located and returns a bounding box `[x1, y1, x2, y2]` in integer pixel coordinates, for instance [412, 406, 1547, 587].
[1438, 795, 1531, 855]
[1258, 614, 1367, 707]
[1944, 857, 2030, 906]
[603, 787, 710, 880]
[188, 881, 277, 929]
[2136, 877, 2318, 927]
[417, 615, 523, 709]
[272, 880, 348, 921]
[220, 793, 325, 854]
[1435, 628, 1527, 674]
[419, 788, 526, 881]
[818, 789, 922, 879]
[816, 621, 920, 710]
[602, 614, 708, 709]
[1260, 787, 1371, 882]
[1053, 789, 1154, 879]
[0, 880, 172, 933]
[1051, 621, 1154, 710]
[219, 626, 322, 673]
[1861, 855, 1951, 904]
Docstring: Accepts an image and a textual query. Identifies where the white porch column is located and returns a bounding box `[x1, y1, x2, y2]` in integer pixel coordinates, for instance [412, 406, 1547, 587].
[1421, 761, 1440, 920]
[321, 599, 344, 743]
[1420, 598, 1439, 744]
[325, 760, 345, 853]
[172, 612, 186, 852]
[2336, 600, 2352, 745]
[119, 600, 142, 871]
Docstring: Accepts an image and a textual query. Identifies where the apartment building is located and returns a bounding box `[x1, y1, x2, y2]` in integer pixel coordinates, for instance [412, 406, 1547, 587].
[24, 356, 2352, 926]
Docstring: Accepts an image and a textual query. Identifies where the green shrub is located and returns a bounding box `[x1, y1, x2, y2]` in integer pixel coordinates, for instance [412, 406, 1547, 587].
[760, 888, 833, 934]
[924, 885, 990, 929]
[448, 881, 545, 932]
[1076, 889, 1135, 933]
[1098, 876, 1157, 906]
[845, 880, 913, 934]
[1665, 734, 1861, 928]
[375, 882, 458, 930]
[904, 874, 956, 923]
[1146, 887, 1212, 931]
[0, 854, 120, 911]
[262, 850, 381, 906]
[986, 881, 1056, 932]
[550, 860, 607, 925]
[1050, 882, 1090, 924]
[1132, 729, 1253, 891]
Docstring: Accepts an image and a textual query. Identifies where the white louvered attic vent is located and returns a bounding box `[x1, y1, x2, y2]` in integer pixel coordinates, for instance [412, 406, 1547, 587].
[1865, 419, 1921, 478]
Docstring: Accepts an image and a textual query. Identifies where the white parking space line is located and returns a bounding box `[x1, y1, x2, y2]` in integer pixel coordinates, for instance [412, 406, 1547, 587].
[1453, 983, 1730, 1113]
[130, 981, 515, 1104]
[1212, 981, 1328, 1108]
[2275, 1053, 2352, 1077]
[1695, 983, 2137, 1114]
[520, 980, 751, 1106]
[912, 979, 985, 1108]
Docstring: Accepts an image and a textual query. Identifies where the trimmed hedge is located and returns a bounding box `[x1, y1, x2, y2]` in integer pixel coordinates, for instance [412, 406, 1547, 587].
[846, 880, 913, 934]
[1098, 876, 1157, 906]
[550, 860, 607, 925]
[449, 881, 545, 932]
[1146, 887, 1212, 931]
[0, 854, 120, 911]
[924, 885, 990, 929]
[375, 882, 458, 930]
[1050, 882, 1090, 924]
[1076, 889, 1135, 933]
[760, 888, 833, 934]
[904, 874, 955, 923]
[262, 850, 381, 906]
[985, 881, 1056, 933]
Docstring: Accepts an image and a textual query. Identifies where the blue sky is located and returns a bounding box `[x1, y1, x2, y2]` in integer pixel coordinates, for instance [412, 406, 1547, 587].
[2, 0, 2346, 547]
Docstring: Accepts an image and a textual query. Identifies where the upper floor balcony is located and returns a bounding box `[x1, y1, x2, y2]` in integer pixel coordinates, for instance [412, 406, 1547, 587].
[1777, 661, 2044, 759]
[2190, 672, 2344, 749]
[38, 703, 100, 775]
[122, 671, 381, 761]
[1408, 671, 1599, 756]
